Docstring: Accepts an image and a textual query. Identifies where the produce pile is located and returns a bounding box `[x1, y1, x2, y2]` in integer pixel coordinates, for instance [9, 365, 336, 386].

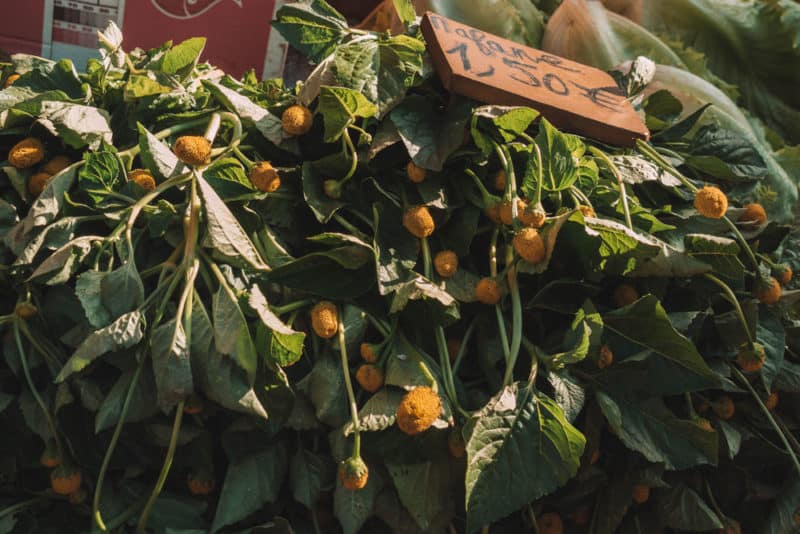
[1, 0, 800, 532]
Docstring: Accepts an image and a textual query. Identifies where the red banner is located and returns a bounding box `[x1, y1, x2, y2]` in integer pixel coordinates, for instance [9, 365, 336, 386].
[0, 0, 46, 55]
[122, 0, 277, 77]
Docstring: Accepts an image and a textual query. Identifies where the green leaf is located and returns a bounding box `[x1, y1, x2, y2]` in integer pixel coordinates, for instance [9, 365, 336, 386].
[37, 101, 113, 150]
[685, 124, 767, 181]
[137, 124, 187, 181]
[190, 298, 267, 419]
[204, 80, 285, 146]
[14, 216, 78, 267]
[198, 176, 269, 271]
[426, 0, 545, 46]
[610, 155, 682, 187]
[101, 260, 145, 320]
[372, 201, 418, 296]
[390, 95, 471, 171]
[161, 37, 206, 77]
[392, 0, 416, 25]
[596, 390, 718, 470]
[273, 0, 349, 63]
[757, 308, 785, 392]
[343, 388, 404, 436]
[95, 367, 159, 433]
[548, 303, 602, 370]
[464, 386, 585, 533]
[387, 461, 454, 531]
[472, 106, 540, 152]
[124, 75, 171, 100]
[211, 444, 288, 533]
[535, 118, 581, 192]
[657, 485, 723, 530]
[75, 270, 112, 329]
[334, 465, 383, 534]
[247, 286, 305, 367]
[301, 161, 344, 224]
[763, 477, 800, 534]
[296, 352, 348, 427]
[290, 449, 335, 509]
[150, 318, 193, 412]
[5, 162, 79, 255]
[603, 295, 719, 386]
[547, 371, 585, 423]
[684, 233, 744, 281]
[212, 286, 258, 385]
[28, 235, 101, 285]
[203, 157, 254, 199]
[317, 85, 376, 142]
[78, 150, 122, 204]
[56, 311, 145, 382]
[332, 36, 425, 118]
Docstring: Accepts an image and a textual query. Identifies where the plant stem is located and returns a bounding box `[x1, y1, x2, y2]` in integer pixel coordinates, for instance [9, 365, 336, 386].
[729, 365, 800, 478]
[466, 168, 494, 205]
[590, 146, 632, 230]
[502, 263, 523, 387]
[532, 143, 544, 205]
[93, 357, 145, 531]
[118, 117, 209, 164]
[272, 299, 313, 316]
[340, 129, 359, 184]
[704, 273, 754, 345]
[421, 236, 432, 279]
[13, 320, 63, 461]
[136, 401, 185, 534]
[452, 319, 477, 375]
[338, 308, 361, 458]
[333, 213, 369, 242]
[489, 226, 499, 277]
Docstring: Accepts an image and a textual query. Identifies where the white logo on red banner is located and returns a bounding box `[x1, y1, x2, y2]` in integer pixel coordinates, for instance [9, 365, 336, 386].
[150, 0, 243, 20]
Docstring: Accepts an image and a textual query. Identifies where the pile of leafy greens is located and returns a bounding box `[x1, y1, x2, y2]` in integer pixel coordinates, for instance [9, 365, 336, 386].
[0, 0, 798, 533]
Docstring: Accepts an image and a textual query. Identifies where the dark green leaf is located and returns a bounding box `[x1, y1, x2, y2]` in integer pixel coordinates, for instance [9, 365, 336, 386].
[137, 123, 187, 181]
[101, 260, 145, 320]
[334, 465, 383, 534]
[95, 367, 159, 433]
[464, 386, 585, 533]
[658, 485, 723, 530]
[212, 285, 258, 384]
[151, 318, 193, 412]
[686, 124, 767, 181]
[273, 0, 349, 63]
[290, 449, 334, 509]
[317, 85, 376, 142]
[204, 80, 285, 146]
[248, 286, 305, 367]
[387, 460, 454, 531]
[301, 161, 344, 223]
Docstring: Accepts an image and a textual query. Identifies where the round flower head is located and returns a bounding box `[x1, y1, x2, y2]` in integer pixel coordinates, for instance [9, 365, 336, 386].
[183, 394, 204, 415]
[42, 155, 72, 175]
[282, 104, 313, 136]
[129, 169, 156, 192]
[447, 427, 466, 458]
[15, 302, 38, 319]
[406, 161, 426, 183]
[475, 278, 501, 305]
[755, 276, 781, 305]
[538, 512, 563, 534]
[323, 179, 342, 199]
[9, 137, 45, 169]
[765, 391, 779, 411]
[712, 396, 735, 420]
[396, 386, 441, 435]
[493, 170, 506, 192]
[51, 465, 82, 496]
[512, 228, 545, 264]
[4, 73, 20, 88]
[187, 467, 216, 495]
[446, 338, 461, 363]
[523, 204, 547, 228]
[40, 439, 61, 468]
[694, 186, 728, 219]
[499, 198, 533, 226]
[339, 456, 368, 491]
[28, 172, 52, 197]
[484, 201, 502, 224]
[360, 342, 379, 363]
[631, 484, 650, 504]
[612, 283, 638, 307]
[249, 161, 281, 192]
[355, 364, 384, 393]
[173, 135, 211, 166]
[434, 250, 458, 278]
[775, 264, 793, 285]
[578, 205, 595, 218]
[402, 206, 435, 238]
[598, 344, 613, 369]
[738, 203, 766, 226]
[736, 342, 766, 373]
[310, 301, 338, 339]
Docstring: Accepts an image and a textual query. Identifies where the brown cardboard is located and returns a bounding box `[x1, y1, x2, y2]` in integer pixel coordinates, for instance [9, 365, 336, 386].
[420, 12, 649, 146]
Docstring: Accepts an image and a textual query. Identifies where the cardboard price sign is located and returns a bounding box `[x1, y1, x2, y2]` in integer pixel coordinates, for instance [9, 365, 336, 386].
[420, 13, 649, 146]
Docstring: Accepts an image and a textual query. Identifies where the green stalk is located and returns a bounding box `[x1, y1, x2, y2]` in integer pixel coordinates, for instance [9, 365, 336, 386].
[118, 117, 209, 164]
[13, 320, 63, 462]
[93, 357, 145, 531]
[338, 309, 361, 458]
[271, 299, 313, 316]
[729, 365, 800, 478]
[590, 146, 632, 230]
[135, 401, 185, 534]
[704, 273, 754, 346]
[532, 143, 544, 205]
[452, 319, 477, 375]
[502, 262, 523, 387]
[0, 498, 45, 521]
[465, 168, 495, 206]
